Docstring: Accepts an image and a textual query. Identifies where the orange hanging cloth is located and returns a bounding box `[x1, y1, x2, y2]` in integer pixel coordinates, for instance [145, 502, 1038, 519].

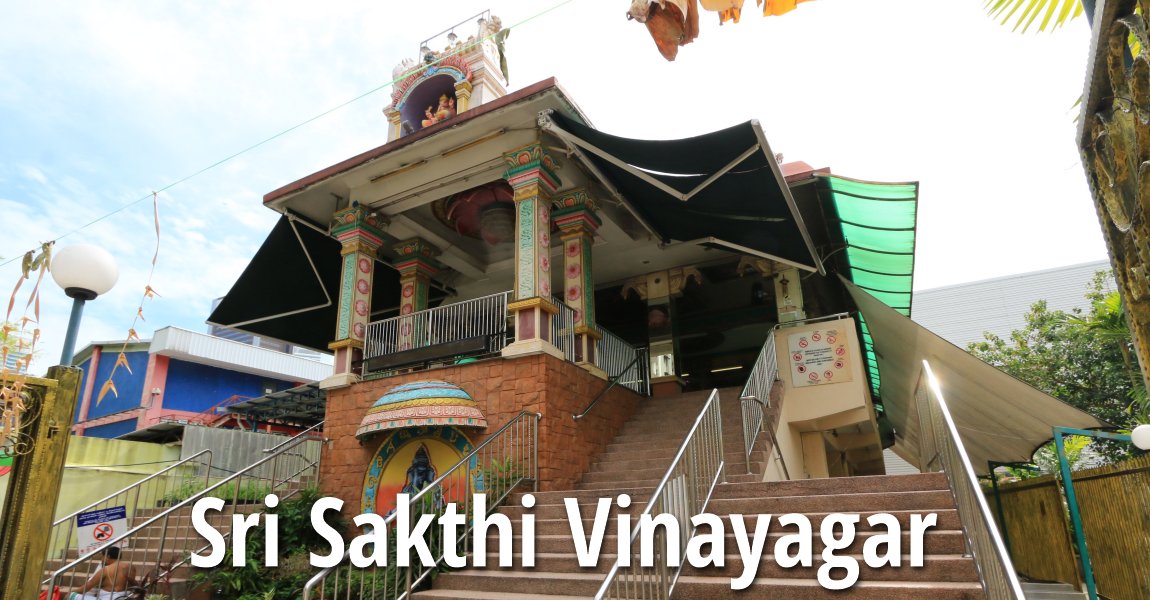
[757, 0, 814, 17]
[700, 0, 744, 25]
[629, 0, 700, 61]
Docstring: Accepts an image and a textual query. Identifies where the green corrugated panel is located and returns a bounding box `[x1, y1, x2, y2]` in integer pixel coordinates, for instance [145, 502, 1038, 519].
[820, 175, 919, 400]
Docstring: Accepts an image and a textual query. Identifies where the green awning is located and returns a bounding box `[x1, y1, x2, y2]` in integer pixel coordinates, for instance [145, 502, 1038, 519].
[819, 174, 919, 400]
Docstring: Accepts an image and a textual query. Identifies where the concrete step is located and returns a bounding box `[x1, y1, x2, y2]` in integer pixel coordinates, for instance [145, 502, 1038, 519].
[530, 530, 968, 556]
[504, 488, 952, 521]
[431, 570, 604, 596]
[711, 473, 948, 499]
[588, 455, 677, 473]
[707, 489, 957, 514]
[1021, 582, 1087, 599]
[510, 488, 655, 505]
[414, 591, 588, 600]
[672, 576, 985, 599]
[575, 479, 664, 492]
[530, 509, 961, 537]
[580, 466, 669, 485]
[604, 435, 760, 455]
[478, 552, 976, 582]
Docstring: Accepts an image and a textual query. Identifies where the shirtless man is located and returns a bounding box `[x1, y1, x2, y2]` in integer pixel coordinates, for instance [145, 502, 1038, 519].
[74, 546, 136, 600]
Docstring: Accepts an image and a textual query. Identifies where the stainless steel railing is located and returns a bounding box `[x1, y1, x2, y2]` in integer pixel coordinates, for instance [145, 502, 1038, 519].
[916, 361, 1025, 600]
[44, 449, 214, 563]
[302, 410, 541, 599]
[364, 291, 511, 360]
[594, 389, 726, 599]
[46, 423, 323, 591]
[739, 329, 778, 475]
[551, 297, 578, 363]
[596, 327, 650, 395]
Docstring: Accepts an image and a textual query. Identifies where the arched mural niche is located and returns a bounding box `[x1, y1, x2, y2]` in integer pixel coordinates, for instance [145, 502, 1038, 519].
[355, 380, 487, 518]
[361, 425, 476, 517]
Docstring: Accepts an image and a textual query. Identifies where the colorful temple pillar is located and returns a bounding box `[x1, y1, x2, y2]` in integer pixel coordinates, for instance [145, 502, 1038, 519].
[392, 237, 441, 350]
[502, 141, 563, 357]
[553, 188, 602, 370]
[324, 205, 388, 388]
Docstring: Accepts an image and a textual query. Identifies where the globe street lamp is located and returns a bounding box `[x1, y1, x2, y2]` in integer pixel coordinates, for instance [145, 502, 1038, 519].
[1132, 423, 1150, 451]
[51, 244, 118, 365]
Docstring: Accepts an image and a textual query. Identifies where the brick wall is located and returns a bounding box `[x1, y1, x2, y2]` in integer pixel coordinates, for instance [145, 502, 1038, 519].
[320, 352, 644, 516]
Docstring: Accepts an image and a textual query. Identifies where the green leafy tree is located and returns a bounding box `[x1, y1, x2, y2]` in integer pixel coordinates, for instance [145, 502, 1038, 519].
[985, 0, 1084, 33]
[968, 273, 1145, 461]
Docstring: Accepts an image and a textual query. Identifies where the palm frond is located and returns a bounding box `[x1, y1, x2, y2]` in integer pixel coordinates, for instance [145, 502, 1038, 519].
[985, 0, 1084, 33]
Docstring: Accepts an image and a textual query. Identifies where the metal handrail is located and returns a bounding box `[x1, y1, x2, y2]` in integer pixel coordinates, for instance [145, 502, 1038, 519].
[47, 422, 323, 591]
[595, 389, 726, 599]
[774, 311, 851, 329]
[595, 326, 650, 395]
[917, 361, 1025, 599]
[740, 396, 790, 480]
[302, 410, 541, 599]
[45, 449, 213, 562]
[551, 297, 578, 362]
[574, 351, 645, 421]
[263, 420, 325, 453]
[739, 328, 778, 476]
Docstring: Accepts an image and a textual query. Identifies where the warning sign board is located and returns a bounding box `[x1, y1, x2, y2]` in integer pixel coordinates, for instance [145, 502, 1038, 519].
[788, 328, 852, 387]
[77, 505, 128, 556]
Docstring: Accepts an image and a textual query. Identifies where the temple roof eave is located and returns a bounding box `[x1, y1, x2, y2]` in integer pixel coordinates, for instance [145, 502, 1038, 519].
[262, 78, 591, 216]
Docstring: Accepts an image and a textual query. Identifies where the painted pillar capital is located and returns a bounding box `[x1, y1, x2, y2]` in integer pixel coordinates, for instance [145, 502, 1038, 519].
[331, 205, 388, 250]
[392, 237, 441, 321]
[392, 237, 442, 276]
[503, 141, 562, 200]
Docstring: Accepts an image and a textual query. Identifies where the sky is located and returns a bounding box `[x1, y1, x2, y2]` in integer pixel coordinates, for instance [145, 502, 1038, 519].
[0, 0, 1108, 373]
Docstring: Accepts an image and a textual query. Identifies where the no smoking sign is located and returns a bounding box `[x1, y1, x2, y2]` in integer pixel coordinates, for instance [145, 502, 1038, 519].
[788, 328, 853, 387]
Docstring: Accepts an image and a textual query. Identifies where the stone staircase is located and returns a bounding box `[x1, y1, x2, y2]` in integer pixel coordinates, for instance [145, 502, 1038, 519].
[41, 506, 258, 597]
[414, 388, 986, 599]
[43, 475, 317, 598]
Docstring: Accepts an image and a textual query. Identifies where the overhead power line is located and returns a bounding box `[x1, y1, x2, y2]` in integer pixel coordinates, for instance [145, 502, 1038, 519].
[0, 0, 576, 269]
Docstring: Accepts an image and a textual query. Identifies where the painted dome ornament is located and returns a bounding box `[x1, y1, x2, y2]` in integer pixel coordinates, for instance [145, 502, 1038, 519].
[356, 380, 487, 439]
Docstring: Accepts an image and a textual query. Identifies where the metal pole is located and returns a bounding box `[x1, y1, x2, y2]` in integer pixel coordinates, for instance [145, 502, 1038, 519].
[59, 296, 87, 365]
[1055, 430, 1097, 600]
[1052, 427, 1134, 600]
[986, 461, 1012, 560]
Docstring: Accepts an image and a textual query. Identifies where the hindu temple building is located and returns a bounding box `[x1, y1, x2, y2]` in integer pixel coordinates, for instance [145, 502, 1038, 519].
[203, 12, 1107, 597]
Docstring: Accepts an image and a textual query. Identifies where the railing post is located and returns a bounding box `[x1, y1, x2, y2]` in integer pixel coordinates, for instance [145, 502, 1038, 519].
[1055, 428, 1098, 600]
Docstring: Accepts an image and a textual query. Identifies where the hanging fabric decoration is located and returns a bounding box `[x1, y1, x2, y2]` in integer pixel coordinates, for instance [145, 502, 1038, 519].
[627, 0, 700, 61]
[97, 192, 163, 405]
[632, 0, 814, 59]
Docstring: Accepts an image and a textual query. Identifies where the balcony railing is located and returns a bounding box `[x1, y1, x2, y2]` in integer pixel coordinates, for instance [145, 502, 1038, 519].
[363, 291, 511, 370]
[363, 291, 649, 396]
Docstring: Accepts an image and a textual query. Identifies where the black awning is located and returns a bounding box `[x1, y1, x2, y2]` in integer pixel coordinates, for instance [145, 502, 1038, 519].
[543, 112, 823, 273]
[208, 215, 424, 352]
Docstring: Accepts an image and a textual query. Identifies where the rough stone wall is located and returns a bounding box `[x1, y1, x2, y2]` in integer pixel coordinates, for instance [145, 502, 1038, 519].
[319, 352, 644, 517]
